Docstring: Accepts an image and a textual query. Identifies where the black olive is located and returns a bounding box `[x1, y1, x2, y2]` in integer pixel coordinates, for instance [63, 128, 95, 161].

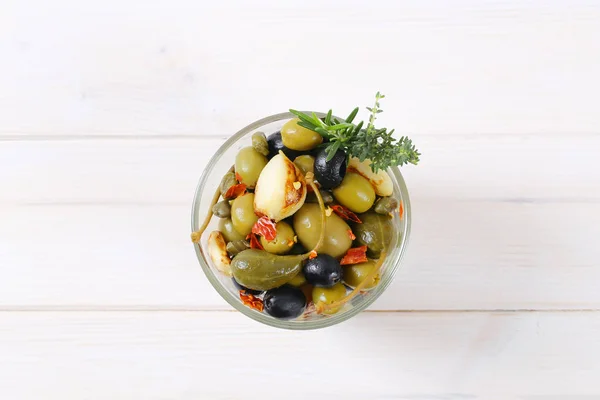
[232, 277, 263, 295]
[302, 254, 342, 287]
[263, 285, 306, 319]
[314, 148, 347, 189]
[267, 131, 304, 160]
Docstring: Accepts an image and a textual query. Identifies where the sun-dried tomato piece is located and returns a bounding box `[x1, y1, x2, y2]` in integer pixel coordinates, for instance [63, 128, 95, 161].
[308, 250, 318, 259]
[331, 205, 362, 223]
[347, 229, 356, 240]
[247, 233, 264, 250]
[235, 172, 243, 182]
[251, 216, 277, 241]
[239, 291, 264, 312]
[399, 200, 404, 220]
[340, 246, 368, 265]
[224, 183, 247, 199]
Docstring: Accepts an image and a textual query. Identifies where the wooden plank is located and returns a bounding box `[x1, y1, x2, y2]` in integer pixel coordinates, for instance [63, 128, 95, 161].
[1, 0, 599, 137]
[1, 201, 598, 309]
[1, 134, 599, 206]
[0, 311, 599, 398]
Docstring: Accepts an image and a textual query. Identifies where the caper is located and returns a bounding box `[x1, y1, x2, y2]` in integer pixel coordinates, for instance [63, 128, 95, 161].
[312, 282, 347, 315]
[332, 172, 376, 213]
[219, 218, 246, 242]
[293, 155, 315, 176]
[374, 196, 399, 215]
[305, 189, 334, 205]
[354, 212, 394, 258]
[251, 131, 269, 156]
[293, 203, 352, 259]
[219, 172, 237, 198]
[260, 221, 295, 255]
[212, 200, 231, 218]
[343, 260, 380, 289]
[281, 118, 323, 151]
[226, 240, 250, 257]
[231, 193, 259, 236]
[235, 147, 268, 188]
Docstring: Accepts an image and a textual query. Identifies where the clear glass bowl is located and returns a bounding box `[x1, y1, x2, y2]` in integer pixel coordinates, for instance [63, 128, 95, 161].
[191, 112, 411, 330]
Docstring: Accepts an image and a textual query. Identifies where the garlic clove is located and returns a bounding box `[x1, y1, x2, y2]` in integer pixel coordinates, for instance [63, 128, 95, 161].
[207, 231, 232, 276]
[254, 152, 307, 221]
[347, 157, 393, 196]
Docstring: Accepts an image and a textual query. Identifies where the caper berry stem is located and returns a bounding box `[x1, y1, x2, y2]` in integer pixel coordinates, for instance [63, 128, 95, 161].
[191, 166, 234, 244]
[315, 251, 386, 314]
[301, 172, 326, 258]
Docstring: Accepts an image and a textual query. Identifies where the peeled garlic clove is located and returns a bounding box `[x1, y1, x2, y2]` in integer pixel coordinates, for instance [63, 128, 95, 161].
[254, 152, 307, 221]
[207, 231, 232, 276]
[347, 157, 393, 196]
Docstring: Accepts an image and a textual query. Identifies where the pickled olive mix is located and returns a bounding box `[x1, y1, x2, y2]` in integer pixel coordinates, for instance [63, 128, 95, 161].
[192, 94, 421, 322]
[195, 120, 400, 319]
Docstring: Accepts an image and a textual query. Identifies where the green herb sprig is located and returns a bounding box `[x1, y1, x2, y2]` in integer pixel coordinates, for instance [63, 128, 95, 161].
[289, 92, 420, 172]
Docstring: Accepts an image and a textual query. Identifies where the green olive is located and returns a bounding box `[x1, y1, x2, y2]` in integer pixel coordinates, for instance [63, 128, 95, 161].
[219, 172, 237, 198]
[293, 203, 352, 259]
[212, 200, 231, 218]
[305, 189, 334, 205]
[219, 218, 246, 242]
[312, 282, 347, 314]
[293, 155, 315, 176]
[332, 172, 376, 213]
[251, 131, 269, 156]
[260, 221, 295, 255]
[281, 118, 323, 151]
[343, 260, 380, 289]
[287, 271, 307, 287]
[235, 146, 268, 188]
[231, 193, 259, 236]
[354, 212, 394, 258]
[374, 196, 399, 215]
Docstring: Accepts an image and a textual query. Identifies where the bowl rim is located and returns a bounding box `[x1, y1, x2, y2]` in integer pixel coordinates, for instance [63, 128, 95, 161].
[191, 112, 411, 330]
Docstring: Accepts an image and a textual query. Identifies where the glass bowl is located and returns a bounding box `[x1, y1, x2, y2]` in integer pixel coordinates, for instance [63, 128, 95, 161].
[191, 112, 411, 330]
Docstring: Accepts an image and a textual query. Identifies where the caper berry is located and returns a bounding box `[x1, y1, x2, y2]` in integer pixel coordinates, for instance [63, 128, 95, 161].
[374, 196, 399, 215]
[219, 172, 238, 198]
[305, 189, 334, 205]
[251, 131, 269, 156]
[212, 200, 231, 218]
[226, 240, 250, 257]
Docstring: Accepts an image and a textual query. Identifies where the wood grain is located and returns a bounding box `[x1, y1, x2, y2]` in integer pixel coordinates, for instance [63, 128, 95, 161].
[2, 0, 600, 396]
[1, 201, 598, 309]
[0, 311, 599, 399]
[1, 0, 599, 137]
[1, 135, 598, 206]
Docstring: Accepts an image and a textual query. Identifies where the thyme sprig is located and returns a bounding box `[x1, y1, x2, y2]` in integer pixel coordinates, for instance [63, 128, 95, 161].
[290, 92, 420, 172]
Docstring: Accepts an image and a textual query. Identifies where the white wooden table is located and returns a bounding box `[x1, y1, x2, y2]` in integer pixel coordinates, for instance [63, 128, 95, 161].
[2, 1, 600, 398]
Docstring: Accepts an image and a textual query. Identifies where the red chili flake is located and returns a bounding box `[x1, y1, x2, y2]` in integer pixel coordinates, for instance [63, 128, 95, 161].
[340, 246, 368, 265]
[308, 250, 318, 259]
[235, 172, 243, 182]
[347, 229, 356, 240]
[224, 183, 247, 199]
[399, 200, 404, 220]
[247, 233, 264, 250]
[331, 205, 362, 223]
[240, 291, 264, 312]
[251, 216, 277, 241]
